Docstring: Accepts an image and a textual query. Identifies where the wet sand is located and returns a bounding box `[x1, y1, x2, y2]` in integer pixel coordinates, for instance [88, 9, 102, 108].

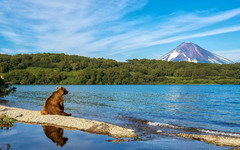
[175, 133, 240, 147]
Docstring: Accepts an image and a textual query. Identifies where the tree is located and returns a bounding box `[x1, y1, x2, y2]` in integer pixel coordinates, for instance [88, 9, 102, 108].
[5, 70, 36, 85]
[0, 77, 16, 97]
[0, 53, 239, 85]
[0, 62, 9, 73]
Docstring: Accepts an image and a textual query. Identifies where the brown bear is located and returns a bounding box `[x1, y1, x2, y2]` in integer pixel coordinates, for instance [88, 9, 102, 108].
[42, 125, 68, 147]
[40, 86, 72, 116]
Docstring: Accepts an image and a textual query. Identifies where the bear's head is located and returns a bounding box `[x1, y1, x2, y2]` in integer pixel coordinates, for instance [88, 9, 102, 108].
[56, 86, 68, 95]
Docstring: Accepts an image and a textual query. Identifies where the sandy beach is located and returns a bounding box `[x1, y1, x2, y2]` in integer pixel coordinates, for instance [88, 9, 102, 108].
[0, 105, 137, 139]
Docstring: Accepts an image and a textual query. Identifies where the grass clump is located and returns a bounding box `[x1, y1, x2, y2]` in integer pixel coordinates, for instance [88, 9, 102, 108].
[0, 114, 15, 129]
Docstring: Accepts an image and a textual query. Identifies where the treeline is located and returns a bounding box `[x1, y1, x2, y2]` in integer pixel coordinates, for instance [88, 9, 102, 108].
[0, 53, 240, 85]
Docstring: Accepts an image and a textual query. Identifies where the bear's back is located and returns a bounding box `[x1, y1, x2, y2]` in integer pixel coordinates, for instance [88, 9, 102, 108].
[42, 91, 62, 110]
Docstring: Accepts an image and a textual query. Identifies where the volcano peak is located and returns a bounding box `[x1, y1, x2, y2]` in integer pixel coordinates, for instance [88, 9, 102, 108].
[157, 42, 233, 64]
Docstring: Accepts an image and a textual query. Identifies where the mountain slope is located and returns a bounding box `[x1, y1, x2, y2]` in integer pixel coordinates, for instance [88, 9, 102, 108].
[157, 42, 233, 64]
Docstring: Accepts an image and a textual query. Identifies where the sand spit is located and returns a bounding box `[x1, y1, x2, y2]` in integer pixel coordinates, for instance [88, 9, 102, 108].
[175, 133, 240, 147]
[0, 105, 137, 139]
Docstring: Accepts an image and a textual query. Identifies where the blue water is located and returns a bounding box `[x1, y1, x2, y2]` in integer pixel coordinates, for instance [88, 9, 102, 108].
[1, 85, 240, 148]
[0, 123, 225, 150]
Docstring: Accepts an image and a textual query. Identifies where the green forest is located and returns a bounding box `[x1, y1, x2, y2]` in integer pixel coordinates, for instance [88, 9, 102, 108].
[0, 53, 240, 85]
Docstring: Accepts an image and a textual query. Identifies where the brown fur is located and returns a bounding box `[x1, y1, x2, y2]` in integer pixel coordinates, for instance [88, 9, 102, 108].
[40, 86, 71, 116]
[42, 125, 68, 147]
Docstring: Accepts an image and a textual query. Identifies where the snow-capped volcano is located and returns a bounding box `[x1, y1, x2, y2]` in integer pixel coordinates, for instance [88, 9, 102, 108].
[157, 42, 233, 64]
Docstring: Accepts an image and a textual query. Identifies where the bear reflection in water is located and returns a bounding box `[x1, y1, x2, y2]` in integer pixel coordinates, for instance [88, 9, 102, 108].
[42, 125, 68, 147]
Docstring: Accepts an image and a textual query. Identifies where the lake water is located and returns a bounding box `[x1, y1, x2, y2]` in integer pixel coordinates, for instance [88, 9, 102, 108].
[1, 85, 240, 149]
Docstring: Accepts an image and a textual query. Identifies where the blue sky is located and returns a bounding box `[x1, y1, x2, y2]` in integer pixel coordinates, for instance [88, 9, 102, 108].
[0, 0, 240, 62]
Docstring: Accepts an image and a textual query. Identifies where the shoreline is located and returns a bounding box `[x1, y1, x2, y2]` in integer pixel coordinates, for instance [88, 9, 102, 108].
[174, 133, 240, 147]
[1, 105, 240, 148]
[0, 105, 137, 139]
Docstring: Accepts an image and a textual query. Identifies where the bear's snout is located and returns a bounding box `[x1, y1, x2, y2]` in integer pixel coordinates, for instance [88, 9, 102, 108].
[64, 90, 68, 94]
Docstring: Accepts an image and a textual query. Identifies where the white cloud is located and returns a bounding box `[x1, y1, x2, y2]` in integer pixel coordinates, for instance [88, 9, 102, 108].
[0, 48, 14, 54]
[0, 48, 29, 54]
[86, 7, 240, 56]
[0, 31, 23, 44]
[214, 49, 240, 62]
[0, 0, 149, 54]
[148, 25, 240, 46]
[0, 0, 240, 60]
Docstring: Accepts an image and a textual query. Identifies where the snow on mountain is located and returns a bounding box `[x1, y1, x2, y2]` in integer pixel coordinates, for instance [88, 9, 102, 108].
[157, 42, 233, 64]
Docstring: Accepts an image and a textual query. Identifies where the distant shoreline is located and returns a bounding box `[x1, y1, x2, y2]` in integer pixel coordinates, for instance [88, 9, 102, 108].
[11, 83, 240, 85]
[1, 53, 239, 85]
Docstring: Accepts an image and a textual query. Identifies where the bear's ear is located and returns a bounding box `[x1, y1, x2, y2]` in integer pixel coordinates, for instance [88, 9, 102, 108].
[60, 86, 63, 90]
[56, 86, 59, 90]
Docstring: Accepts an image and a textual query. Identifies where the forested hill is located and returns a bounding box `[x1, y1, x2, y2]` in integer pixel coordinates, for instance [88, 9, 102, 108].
[0, 53, 239, 85]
